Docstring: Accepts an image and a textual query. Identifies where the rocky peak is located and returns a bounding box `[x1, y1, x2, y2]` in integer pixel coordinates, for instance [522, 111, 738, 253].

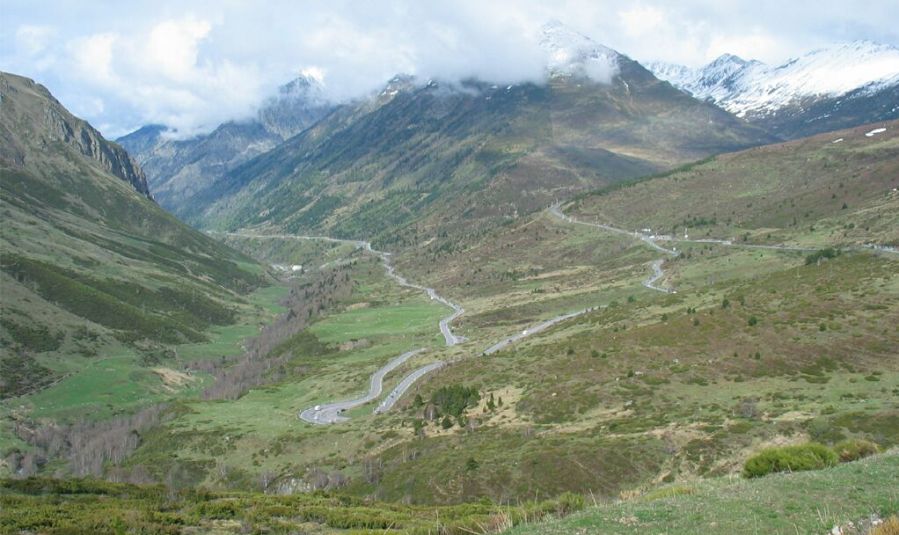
[539, 20, 621, 81]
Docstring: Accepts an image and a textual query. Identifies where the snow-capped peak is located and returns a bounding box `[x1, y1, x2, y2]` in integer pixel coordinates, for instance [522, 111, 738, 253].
[647, 40, 899, 118]
[276, 74, 325, 104]
[539, 20, 621, 83]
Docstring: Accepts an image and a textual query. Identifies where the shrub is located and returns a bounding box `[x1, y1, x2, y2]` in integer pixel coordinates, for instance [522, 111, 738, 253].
[869, 516, 899, 535]
[805, 248, 840, 265]
[742, 443, 838, 478]
[554, 492, 585, 516]
[0, 318, 64, 352]
[832, 439, 879, 463]
[431, 385, 480, 417]
[642, 485, 696, 502]
[748, 316, 758, 326]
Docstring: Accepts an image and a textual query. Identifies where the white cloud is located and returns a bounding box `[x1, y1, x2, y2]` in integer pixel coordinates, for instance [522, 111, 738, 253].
[15, 25, 55, 56]
[53, 18, 268, 137]
[707, 31, 784, 63]
[300, 66, 325, 84]
[69, 33, 118, 86]
[619, 5, 665, 37]
[145, 17, 212, 81]
[0, 0, 896, 137]
[583, 58, 618, 84]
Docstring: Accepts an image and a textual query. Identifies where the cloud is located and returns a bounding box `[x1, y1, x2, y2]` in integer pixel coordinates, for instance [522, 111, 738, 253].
[145, 17, 212, 81]
[619, 5, 665, 37]
[15, 25, 55, 56]
[0, 0, 896, 138]
[69, 33, 118, 86]
[583, 58, 618, 84]
[52, 17, 269, 137]
[707, 31, 783, 63]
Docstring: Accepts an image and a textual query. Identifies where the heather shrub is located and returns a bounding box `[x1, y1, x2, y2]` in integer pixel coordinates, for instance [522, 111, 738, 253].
[832, 439, 879, 462]
[743, 443, 837, 478]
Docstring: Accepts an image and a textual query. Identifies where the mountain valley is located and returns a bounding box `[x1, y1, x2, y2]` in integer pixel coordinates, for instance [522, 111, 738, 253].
[1, 15, 898, 535]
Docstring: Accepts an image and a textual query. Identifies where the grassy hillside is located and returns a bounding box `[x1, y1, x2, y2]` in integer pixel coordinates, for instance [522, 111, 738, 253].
[567, 119, 899, 248]
[2, 70, 894, 522]
[1, 452, 893, 533]
[510, 450, 898, 535]
[0, 73, 277, 477]
[84, 120, 896, 504]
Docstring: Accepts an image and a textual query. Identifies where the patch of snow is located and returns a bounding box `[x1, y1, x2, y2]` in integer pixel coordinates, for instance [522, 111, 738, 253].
[832, 138, 844, 143]
[539, 21, 620, 83]
[647, 41, 899, 117]
[865, 127, 887, 137]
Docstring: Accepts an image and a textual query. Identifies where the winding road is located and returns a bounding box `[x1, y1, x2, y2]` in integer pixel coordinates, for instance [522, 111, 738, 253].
[225, 232, 465, 346]
[548, 204, 677, 293]
[299, 349, 425, 424]
[481, 307, 599, 355]
[220, 232, 462, 423]
[229, 210, 898, 424]
[374, 360, 447, 414]
[642, 259, 673, 293]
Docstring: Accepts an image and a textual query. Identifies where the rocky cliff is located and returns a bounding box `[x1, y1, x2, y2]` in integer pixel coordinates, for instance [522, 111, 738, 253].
[0, 72, 151, 198]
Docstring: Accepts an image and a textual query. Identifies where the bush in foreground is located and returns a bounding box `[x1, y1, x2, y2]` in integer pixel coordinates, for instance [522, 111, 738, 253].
[833, 439, 879, 463]
[870, 515, 899, 535]
[743, 443, 838, 478]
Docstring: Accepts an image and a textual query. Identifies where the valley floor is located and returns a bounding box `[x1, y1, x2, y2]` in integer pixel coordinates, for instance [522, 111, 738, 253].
[4, 122, 897, 510]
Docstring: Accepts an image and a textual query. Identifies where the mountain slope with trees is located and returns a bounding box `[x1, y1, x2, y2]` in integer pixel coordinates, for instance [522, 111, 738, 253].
[0, 72, 268, 398]
[183, 38, 772, 244]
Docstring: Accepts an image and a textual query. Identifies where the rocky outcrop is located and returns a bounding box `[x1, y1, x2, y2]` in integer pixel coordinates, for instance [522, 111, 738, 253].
[43, 105, 151, 198]
[0, 72, 151, 198]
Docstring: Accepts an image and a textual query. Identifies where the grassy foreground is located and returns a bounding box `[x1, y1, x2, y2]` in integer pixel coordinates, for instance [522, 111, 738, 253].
[508, 450, 898, 535]
[1, 453, 893, 534]
[0, 478, 583, 534]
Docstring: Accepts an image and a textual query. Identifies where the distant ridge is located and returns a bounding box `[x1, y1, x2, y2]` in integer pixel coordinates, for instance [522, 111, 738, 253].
[647, 41, 899, 138]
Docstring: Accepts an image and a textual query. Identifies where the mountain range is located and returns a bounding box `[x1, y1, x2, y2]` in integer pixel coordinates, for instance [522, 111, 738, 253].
[129, 23, 773, 242]
[118, 76, 333, 213]
[2, 18, 898, 532]
[647, 40, 899, 138]
[120, 27, 899, 227]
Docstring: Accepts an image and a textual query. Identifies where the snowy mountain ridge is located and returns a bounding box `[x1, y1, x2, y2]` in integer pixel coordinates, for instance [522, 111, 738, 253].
[539, 21, 621, 83]
[647, 40, 899, 118]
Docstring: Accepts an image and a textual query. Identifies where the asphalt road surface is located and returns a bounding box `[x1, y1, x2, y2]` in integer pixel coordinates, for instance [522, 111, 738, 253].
[548, 204, 676, 293]
[226, 232, 466, 346]
[482, 307, 600, 355]
[226, 234, 464, 424]
[299, 349, 424, 424]
[374, 360, 446, 414]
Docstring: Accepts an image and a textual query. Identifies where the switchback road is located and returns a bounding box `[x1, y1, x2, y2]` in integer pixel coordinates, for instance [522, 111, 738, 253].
[299, 349, 424, 424]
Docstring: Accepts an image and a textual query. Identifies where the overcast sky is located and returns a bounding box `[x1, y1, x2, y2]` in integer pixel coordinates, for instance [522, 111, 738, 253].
[3, 0, 897, 138]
